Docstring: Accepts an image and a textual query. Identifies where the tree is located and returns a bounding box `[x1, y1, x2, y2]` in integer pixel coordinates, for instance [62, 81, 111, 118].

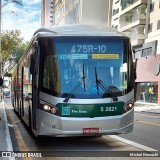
[6, 41, 29, 74]
[13, 41, 29, 60]
[1, 0, 24, 61]
[1, 29, 24, 73]
[0, 0, 23, 77]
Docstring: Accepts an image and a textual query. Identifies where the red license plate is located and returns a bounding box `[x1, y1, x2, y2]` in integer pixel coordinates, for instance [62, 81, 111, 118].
[83, 128, 99, 134]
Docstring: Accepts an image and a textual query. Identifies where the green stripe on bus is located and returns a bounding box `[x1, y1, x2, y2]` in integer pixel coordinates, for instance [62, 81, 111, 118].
[56, 102, 125, 117]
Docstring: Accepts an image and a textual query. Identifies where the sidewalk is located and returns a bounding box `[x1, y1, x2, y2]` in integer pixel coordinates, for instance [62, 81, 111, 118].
[134, 101, 160, 114]
[0, 100, 13, 153]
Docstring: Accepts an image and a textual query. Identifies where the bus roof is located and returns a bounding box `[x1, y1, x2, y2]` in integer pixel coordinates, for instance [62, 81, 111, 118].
[33, 25, 126, 38]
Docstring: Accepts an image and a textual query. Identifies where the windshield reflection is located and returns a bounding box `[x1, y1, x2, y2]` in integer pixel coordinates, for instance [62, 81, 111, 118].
[40, 37, 131, 99]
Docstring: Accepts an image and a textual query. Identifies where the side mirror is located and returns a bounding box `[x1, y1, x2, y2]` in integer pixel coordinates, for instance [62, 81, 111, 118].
[30, 41, 39, 75]
[30, 53, 37, 75]
[134, 59, 138, 80]
[34, 41, 38, 50]
[0, 78, 3, 86]
[133, 49, 135, 54]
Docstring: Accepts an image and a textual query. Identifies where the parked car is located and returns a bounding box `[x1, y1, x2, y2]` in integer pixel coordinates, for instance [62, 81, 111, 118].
[3, 89, 11, 98]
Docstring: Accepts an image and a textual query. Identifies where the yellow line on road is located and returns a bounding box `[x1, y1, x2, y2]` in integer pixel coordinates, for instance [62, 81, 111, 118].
[8, 113, 32, 160]
[136, 120, 160, 126]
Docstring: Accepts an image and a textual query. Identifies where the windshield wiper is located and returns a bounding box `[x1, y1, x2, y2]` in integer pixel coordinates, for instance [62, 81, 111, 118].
[95, 67, 118, 101]
[63, 64, 86, 103]
[82, 64, 86, 92]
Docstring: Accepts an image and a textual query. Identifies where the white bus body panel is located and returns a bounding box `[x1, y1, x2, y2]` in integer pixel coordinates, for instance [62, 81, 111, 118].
[37, 108, 133, 136]
[36, 91, 134, 137]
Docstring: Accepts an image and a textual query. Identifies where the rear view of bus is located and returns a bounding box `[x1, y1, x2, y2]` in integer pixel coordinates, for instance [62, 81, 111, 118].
[12, 25, 135, 137]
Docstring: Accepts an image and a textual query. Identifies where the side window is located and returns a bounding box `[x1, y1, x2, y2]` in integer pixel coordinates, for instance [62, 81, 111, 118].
[148, 23, 153, 33]
[41, 38, 60, 93]
[23, 67, 32, 97]
[150, 2, 154, 12]
[157, 20, 160, 30]
[22, 48, 33, 100]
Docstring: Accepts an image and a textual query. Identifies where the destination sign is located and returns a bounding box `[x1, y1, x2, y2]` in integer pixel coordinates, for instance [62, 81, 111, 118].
[71, 45, 108, 53]
[92, 54, 119, 59]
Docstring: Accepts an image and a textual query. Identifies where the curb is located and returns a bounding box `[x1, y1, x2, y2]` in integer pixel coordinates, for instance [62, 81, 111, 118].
[141, 111, 160, 114]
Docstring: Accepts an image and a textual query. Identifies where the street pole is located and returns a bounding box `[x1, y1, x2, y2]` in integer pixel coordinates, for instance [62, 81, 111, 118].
[0, 0, 2, 78]
[0, 0, 2, 92]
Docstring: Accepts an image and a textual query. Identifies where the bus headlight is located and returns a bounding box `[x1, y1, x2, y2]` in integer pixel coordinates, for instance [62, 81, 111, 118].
[43, 104, 51, 111]
[123, 102, 134, 113]
[50, 107, 57, 114]
[41, 104, 58, 115]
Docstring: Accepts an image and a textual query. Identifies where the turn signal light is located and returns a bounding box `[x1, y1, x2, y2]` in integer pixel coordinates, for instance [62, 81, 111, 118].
[41, 104, 58, 115]
[123, 102, 134, 113]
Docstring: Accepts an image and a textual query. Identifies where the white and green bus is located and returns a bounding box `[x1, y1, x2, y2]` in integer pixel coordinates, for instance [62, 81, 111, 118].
[11, 25, 135, 137]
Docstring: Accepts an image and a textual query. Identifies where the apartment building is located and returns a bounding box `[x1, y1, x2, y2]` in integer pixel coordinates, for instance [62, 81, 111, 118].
[66, 0, 112, 25]
[112, 0, 148, 51]
[53, 0, 65, 25]
[41, 0, 54, 26]
[145, 0, 160, 54]
[42, 0, 112, 26]
[112, 0, 160, 104]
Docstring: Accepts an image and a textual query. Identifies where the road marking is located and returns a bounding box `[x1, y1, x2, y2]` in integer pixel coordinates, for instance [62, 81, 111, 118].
[8, 113, 32, 160]
[137, 112, 159, 117]
[2, 101, 15, 160]
[108, 135, 157, 151]
[136, 120, 160, 126]
[5, 102, 32, 160]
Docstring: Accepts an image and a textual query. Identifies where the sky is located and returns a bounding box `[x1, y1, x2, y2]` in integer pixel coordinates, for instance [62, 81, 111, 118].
[2, 0, 41, 42]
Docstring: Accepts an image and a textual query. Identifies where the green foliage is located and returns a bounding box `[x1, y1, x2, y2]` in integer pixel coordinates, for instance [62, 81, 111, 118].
[1, 30, 30, 76]
[0, 0, 24, 76]
[13, 41, 30, 61]
[1, 30, 23, 64]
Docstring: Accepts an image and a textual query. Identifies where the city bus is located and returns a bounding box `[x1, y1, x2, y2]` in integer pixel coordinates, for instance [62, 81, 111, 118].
[11, 25, 135, 137]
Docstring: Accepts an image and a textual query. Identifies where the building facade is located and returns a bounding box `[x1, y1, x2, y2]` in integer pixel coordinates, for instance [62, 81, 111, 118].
[112, 0, 160, 104]
[64, 0, 112, 26]
[41, 0, 113, 26]
[41, 0, 54, 26]
[112, 0, 148, 48]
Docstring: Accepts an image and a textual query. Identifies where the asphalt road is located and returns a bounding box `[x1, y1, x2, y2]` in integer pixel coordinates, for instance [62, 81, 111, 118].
[119, 111, 160, 151]
[3, 98, 160, 160]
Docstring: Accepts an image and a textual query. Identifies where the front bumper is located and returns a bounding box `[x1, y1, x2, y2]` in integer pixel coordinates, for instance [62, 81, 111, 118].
[37, 108, 134, 137]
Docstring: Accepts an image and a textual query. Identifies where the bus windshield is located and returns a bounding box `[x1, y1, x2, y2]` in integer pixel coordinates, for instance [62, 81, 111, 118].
[41, 37, 133, 99]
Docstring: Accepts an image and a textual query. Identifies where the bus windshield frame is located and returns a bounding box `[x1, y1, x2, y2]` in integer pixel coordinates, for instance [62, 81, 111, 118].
[40, 36, 134, 99]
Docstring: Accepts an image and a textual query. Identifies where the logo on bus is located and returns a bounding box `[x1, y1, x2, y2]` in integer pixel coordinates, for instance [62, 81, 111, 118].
[62, 107, 70, 115]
